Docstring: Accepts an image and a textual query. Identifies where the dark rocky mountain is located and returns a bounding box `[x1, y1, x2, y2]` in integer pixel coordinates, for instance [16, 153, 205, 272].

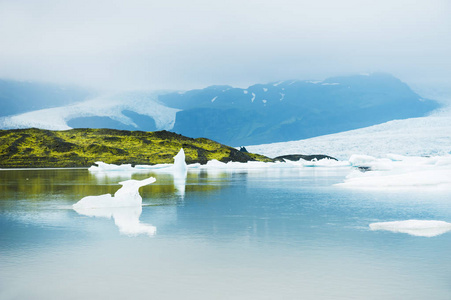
[160, 73, 439, 145]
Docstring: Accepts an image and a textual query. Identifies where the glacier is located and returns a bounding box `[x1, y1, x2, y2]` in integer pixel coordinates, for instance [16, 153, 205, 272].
[0, 92, 180, 131]
[246, 107, 451, 160]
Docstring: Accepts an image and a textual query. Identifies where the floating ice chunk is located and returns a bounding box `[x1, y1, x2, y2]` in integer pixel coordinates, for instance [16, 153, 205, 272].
[89, 161, 134, 172]
[73, 176, 157, 236]
[172, 148, 187, 198]
[173, 148, 187, 177]
[369, 220, 451, 237]
[73, 176, 156, 209]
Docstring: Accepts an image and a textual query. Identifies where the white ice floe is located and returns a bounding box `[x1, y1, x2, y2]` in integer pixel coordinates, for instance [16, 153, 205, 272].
[89, 161, 135, 172]
[73, 176, 157, 236]
[73, 177, 156, 209]
[337, 154, 451, 189]
[369, 220, 451, 237]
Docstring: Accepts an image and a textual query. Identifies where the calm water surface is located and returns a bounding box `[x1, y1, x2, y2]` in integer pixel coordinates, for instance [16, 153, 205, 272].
[0, 168, 450, 299]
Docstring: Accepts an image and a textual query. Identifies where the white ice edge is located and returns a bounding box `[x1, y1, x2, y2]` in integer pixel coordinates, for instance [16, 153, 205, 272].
[369, 220, 451, 237]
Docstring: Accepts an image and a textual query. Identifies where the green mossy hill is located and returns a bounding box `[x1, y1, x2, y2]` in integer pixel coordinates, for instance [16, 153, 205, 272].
[0, 128, 273, 168]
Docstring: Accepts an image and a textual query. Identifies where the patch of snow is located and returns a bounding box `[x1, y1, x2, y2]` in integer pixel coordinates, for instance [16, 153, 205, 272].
[369, 220, 451, 237]
[273, 81, 284, 86]
[321, 83, 340, 86]
[211, 96, 218, 102]
[251, 93, 256, 102]
[243, 90, 248, 94]
[307, 80, 322, 84]
[262, 100, 267, 104]
[279, 93, 285, 101]
[263, 88, 268, 92]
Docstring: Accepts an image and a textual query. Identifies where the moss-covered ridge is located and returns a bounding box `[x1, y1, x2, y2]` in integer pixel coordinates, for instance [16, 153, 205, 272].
[0, 128, 272, 168]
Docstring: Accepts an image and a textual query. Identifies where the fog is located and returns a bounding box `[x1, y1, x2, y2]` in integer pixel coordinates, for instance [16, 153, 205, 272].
[0, 0, 450, 96]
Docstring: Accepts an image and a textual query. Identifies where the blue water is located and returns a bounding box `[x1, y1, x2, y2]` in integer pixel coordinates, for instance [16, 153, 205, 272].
[0, 168, 450, 299]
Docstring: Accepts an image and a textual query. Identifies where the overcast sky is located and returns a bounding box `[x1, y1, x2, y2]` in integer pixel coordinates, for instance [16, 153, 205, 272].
[0, 0, 450, 94]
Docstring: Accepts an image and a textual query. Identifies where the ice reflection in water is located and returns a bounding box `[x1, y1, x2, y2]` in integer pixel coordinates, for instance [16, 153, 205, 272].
[74, 206, 156, 236]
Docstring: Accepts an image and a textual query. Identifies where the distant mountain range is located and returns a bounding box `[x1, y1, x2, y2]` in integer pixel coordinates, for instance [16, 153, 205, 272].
[0, 73, 440, 146]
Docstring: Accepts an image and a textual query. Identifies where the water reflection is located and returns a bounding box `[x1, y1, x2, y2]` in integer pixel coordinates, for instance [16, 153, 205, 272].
[74, 205, 156, 236]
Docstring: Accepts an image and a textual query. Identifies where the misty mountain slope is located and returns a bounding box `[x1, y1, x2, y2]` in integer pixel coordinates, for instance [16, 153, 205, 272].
[246, 107, 451, 160]
[161, 73, 439, 145]
[0, 73, 439, 146]
[0, 79, 92, 116]
[0, 92, 179, 131]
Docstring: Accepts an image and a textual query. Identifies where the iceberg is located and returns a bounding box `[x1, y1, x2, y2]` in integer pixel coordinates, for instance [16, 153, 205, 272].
[73, 176, 156, 209]
[172, 148, 188, 177]
[89, 161, 135, 172]
[369, 220, 451, 237]
[73, 176, 157, 236]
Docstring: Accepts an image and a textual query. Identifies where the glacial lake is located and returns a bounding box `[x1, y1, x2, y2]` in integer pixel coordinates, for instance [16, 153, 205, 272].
[1, 167, 450, 300]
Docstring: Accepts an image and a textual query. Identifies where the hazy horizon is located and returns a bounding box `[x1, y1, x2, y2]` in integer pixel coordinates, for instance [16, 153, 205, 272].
[1, 0, 450, 99]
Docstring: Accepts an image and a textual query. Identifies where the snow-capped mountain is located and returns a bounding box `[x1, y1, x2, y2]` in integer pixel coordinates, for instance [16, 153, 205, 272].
[246, 107, 451, 160]
[161, 73, 439, 145]
[0, 73, 439, 146]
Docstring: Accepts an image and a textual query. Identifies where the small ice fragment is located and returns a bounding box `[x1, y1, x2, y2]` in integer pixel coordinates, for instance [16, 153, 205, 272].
[369, 220, 451, 237]
[173, 148, 187, 177]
